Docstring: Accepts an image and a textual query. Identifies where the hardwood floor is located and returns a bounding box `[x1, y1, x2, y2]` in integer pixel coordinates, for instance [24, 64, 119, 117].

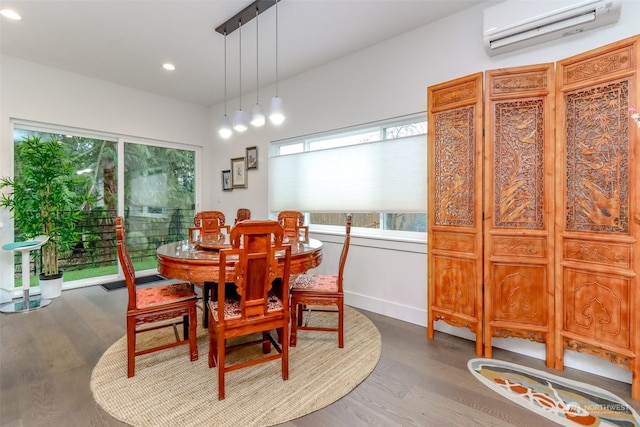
[2, 285, 639, 426]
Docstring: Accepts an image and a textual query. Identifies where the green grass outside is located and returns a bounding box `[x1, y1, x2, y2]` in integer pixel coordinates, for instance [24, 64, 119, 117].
[15, 256, 158, 287]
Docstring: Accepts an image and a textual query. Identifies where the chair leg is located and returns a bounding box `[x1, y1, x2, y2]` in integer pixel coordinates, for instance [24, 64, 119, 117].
[183, 314, 189, 339]
[208, 316, 217, 368]
[297, 303, 304, 326]
[126, 317, 136, 378]
[282, 321, 289, 381]
[338, 300, 344, 348]
[189, 307, 198, 361]
[289, 300, 298, 347]
[217, 333, 226, 400]
[262, 331, 271, 353]
[203, 281, 211, 328]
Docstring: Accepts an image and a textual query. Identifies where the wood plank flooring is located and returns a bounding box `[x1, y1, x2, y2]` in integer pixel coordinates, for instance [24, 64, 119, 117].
[2, 285, 639, 426]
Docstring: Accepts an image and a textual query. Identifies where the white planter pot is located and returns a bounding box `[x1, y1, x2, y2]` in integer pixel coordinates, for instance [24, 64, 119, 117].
[39, 272, 63, 299]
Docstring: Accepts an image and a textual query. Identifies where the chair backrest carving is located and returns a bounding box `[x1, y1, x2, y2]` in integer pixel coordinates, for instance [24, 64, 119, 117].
[194, 211, 228, 235]
[277, 210, 305, 240]
[115, 216, 138, 311]
[234, 208, 251, 224]
[218, 220, 291, 321]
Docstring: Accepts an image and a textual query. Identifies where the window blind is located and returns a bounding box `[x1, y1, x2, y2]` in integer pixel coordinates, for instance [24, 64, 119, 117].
[269, 135, 426, 213]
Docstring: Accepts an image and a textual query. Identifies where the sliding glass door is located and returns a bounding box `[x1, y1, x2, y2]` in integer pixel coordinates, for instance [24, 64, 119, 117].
[123, 142, 195, 272]
[10, 123, 197, 284]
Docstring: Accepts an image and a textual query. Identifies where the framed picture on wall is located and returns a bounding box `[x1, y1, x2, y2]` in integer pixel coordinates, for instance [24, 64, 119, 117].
[246, 146, 258, 169]
[231, 157, 247, 188]
[221, 169, 232, 191]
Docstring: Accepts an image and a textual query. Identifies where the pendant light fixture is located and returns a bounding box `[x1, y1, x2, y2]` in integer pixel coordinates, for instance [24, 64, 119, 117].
[250, 7, 265, 127]
[216, 0, 283, 134]
[269, 0, 285, 125]
[218, 31, 233, 139]
[233, 20, 249, 132]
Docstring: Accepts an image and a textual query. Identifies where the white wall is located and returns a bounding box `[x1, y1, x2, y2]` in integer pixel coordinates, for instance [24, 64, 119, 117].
[0, 56, 210, 294]
[205, 0, 640, 383]
[2, 0, 640, 383]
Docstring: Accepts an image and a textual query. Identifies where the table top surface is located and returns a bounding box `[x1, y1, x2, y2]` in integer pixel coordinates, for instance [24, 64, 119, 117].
[1, 235, 50, 252]
[157, 238, 323, 262]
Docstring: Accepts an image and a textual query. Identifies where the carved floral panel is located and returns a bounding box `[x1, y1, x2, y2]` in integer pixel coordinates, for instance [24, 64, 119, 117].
[434, 107, 476, 227]
[493, 99, 544, 228]
[563, 46, 633, 86]
[565, 79, 630, 233]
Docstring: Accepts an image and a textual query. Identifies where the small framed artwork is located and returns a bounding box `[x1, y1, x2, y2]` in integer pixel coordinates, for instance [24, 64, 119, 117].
[231, 157, 247, 188]
[221, 169, 232, 191]
[246, 146, 258, 170]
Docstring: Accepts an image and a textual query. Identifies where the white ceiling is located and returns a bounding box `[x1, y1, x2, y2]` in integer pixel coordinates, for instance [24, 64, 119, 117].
[0, 0, 489, 107]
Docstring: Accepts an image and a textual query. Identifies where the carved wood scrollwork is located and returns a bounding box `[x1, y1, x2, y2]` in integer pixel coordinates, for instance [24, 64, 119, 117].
[434, 314, 475, 333]
[493, 328, 545, 343]
[564, 338, 630, 369]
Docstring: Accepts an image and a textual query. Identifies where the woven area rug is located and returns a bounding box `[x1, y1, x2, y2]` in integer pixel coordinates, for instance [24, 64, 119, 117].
[91, 306, 381, 427]
[468, 358, 640, 426]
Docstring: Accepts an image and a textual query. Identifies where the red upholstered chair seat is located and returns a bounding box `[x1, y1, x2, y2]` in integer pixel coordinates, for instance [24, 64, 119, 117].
[211, 293, 283, 321]
[291, 274, 338, 292]
[136, 283, 198, 309]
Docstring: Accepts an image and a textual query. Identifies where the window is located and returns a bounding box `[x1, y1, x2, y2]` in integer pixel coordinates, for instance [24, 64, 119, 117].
[269, 115, 426, 237]
[10, 121, 198, 284]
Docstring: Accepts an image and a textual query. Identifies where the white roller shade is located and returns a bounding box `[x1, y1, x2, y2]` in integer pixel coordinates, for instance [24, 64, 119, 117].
[269, 135, 426, 213]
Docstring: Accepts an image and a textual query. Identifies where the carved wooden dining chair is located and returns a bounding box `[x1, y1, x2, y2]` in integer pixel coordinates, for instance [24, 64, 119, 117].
[234, 208, 251, 224]
[290, 214, 352, 348]
[115, 216, 198, 378]
[194, 211, 231, 236]
[277, 210, 308, 241]
[208, 220, 292, 400]
[192, 210, 231, 327]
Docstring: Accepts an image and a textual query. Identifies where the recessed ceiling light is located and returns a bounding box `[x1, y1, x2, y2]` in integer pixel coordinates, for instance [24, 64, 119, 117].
[0, 9, 22, 20]
[162, 63, 176, 71]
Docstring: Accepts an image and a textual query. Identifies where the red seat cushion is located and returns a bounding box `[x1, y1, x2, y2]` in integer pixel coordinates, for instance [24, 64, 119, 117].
[136, 282, 197, 309]
[211, 292, 283, 321]
[291, 273, 338, 292]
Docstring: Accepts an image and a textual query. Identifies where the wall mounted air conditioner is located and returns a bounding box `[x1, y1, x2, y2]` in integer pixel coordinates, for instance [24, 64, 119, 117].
[483, 0, 621, 56]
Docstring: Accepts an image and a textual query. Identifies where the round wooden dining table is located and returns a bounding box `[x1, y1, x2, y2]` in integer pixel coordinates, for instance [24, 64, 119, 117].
[157, 238, 323, 283]
[157, 238, 323, 327]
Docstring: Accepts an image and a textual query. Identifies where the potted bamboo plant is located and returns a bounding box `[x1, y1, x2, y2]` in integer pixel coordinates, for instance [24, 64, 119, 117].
[0, 135, 92, 298]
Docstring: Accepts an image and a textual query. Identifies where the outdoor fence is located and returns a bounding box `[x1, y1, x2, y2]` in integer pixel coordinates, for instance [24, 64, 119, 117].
[10, 207, 195, 279]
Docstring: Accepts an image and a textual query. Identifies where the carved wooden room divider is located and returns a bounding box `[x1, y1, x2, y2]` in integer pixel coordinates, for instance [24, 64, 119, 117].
[483, 64, 556, 367]
[427, 73, 484, 356]
[428, 35, 640, 397]
[554, 35, 640, 400]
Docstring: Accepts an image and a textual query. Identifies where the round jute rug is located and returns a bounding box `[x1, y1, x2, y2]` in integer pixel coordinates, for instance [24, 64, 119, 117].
[91, 306, 381, 427]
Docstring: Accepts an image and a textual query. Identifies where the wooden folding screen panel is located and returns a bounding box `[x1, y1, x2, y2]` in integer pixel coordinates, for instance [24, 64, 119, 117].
[483, 64, 556, 366]
[555, 35, 640, 399]
[427, 73, 484, 356]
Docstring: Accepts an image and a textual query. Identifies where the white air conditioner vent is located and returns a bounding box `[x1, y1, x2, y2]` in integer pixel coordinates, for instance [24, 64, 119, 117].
[483, 0, 621, 56]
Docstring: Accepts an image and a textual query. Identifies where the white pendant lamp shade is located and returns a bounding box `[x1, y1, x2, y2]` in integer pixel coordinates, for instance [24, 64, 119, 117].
[251, 103, 265, 127]
[233, 109, 248, 132]
[269, 96, 285, 125]
[219, 114, 232, 138]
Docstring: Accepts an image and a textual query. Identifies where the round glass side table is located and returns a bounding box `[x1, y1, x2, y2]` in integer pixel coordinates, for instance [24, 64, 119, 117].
[0, 235, 51, 313]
